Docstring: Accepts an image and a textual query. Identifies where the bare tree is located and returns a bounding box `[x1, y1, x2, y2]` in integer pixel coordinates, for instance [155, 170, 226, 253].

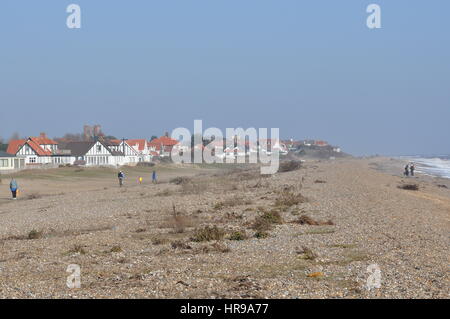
[9, 132, 20, 142]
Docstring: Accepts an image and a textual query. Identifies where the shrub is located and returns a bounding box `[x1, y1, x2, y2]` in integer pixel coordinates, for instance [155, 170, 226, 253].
[279, 160, 302, 172]
[251, 209, 283, 232]
[251, 217, 273, 232]
[398, 184, 419, 191]
[191, 225, 225, 242]
[260, 210, 283, 224]
[274, 192, 308, 207]
[69, 244, 86, 255]
[170, 176, 191, 185]
[228, 231, 248, 241]
[28, 229, 43, 240]
[254, 231, 270, 239]
[110, 245, 123, 253]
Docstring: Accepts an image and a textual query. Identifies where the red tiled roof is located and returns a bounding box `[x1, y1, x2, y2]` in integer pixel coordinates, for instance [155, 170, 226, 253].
[126, 139, 147, 151]
[149, 136, 179, 148]
[30, 136, 58, 145]
[26, 140, 52, 156]
[6, 139, 26, 155]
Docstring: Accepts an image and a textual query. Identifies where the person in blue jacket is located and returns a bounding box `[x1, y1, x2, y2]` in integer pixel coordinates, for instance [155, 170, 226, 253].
[10, 178, 18, 200]
[152, 170, 157, 184]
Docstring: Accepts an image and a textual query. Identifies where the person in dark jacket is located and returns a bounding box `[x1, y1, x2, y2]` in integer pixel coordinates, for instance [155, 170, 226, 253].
[10, 178, 18, 200]
[118, 171, 125, 187]
[404, 165, 410, 177]
[410, 163, 415, 176]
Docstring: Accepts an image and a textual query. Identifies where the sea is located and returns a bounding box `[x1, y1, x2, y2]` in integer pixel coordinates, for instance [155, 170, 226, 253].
[400, 155, 450, 179]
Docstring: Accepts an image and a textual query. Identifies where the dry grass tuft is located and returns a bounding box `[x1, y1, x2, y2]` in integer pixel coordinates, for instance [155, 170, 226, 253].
[27, 193, 42, 200]
[398, 184, 419, 191]
[254, 231, 270, 239]
[68, 244, 86, 255]
[214, 196, 252, 210]
[251, 209, 283, 232]
[296, 246, 318, 260]
[294, 215, 334, 226]
[162, 204, 195, 233]
[198, 242, 230, 253]
[228, 230, 248, 241]
[110, 245, 123, 253]
[279, 160, 302, 172]
[274, 192, 308, 207]
[170, 176, 192, 185]
[171, 240, 192, 250]
[28, 230, 43, 240]
[151, 236, 168, 245]
[191, 225, 225, 242]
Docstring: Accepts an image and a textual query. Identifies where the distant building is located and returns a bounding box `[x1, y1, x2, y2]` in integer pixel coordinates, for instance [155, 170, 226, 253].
[148, 134, 180, 157]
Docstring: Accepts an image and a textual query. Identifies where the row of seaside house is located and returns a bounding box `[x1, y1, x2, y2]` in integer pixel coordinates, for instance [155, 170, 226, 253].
[0, 132, 294, 172]
[0, 133, 179, 171]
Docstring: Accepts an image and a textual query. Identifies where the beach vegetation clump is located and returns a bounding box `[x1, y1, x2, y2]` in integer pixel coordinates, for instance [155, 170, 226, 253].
[274, 192, 308, 207]
[191, 225, 225, 242]
[294, 215, 334, 226]
[279, 160, 302, 172]
[228, 230, 248, 241]
[398, 184, 419, 191]
[27, 229, 43, 240]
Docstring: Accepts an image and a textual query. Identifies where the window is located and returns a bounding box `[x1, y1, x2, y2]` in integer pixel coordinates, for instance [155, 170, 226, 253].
[29, 157, 36, 163]
[97, 145, 102, 152]
[0, 159, 9, 167]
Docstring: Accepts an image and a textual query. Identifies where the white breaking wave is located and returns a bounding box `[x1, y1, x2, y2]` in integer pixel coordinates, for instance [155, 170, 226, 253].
[403, 156, 450, 179]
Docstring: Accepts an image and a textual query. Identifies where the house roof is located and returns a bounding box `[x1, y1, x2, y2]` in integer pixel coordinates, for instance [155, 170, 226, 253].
[126, 139, 147, 151]
[6, 139, 26, 154]
[149, 136, 179, 147]
[29, 136, 58, 145]
[64, 141, 97, 157]
[26, 139, 53, 156]
[0, 151, 15, 158]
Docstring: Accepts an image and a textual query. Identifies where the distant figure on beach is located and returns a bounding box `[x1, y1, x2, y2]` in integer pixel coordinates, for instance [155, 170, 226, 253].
[152, 170, 157, 184]
[139, 176, 143, 184]
[404, 165, 410, 177]
[118, 171, 125, 187]
[410, 163, 415, 176]
[10, 178, 18, 200]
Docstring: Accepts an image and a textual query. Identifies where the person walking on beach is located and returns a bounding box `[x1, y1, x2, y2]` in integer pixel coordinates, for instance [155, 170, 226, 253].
[410, 163, 415, 176]
[404, 164, 410, 177]
[118, 171, 125, 187]
[10, 178, 18, 200]
[152, 170, 157, 184]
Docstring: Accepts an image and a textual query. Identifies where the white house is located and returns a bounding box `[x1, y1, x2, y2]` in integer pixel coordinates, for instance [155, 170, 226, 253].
[9, 134, 72, 166]
[119, 139, 152, 162]
[64, 140, 140, 166]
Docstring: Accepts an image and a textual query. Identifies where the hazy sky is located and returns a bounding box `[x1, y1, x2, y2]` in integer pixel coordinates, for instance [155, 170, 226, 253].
[0, 1, 449, 156]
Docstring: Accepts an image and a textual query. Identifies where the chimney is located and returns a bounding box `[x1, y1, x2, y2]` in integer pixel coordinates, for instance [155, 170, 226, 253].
[164, 131, 169, 137]
[40, 132, 47, 139]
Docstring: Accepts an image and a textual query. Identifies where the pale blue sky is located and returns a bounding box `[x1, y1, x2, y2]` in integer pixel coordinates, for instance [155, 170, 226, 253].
[0, 1, 449, 155]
